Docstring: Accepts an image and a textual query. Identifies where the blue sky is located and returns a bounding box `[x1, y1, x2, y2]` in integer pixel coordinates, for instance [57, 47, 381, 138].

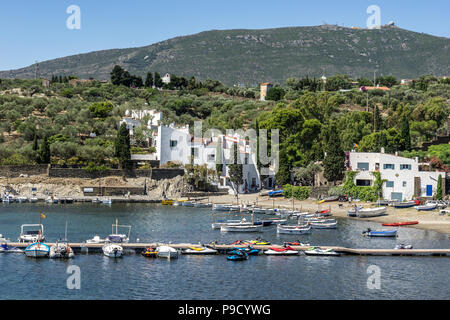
[0, 0, 448, 70]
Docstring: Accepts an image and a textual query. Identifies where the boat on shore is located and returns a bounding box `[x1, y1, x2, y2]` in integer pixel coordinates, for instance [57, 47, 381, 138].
[355, 206, 387, 218]
[362, 228, 398, 237]
[382, 221, 418, 227]
[29, 197, 38, 203]
[392, 201, 416, 208]
[102, 243, 123, 258]
[415, 203, 437, 211]
[316, 209, 331, 217]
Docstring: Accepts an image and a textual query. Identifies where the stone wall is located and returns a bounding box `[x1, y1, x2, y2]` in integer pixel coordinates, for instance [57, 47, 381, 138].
[0, 165, 49, 178]
[310, 186, 331, 199]
[82, 186, 146, 196]
[48, 167, 184, 180]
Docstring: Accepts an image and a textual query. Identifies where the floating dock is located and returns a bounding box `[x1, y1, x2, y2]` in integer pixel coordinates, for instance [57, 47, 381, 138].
[9, 243, 450, 257]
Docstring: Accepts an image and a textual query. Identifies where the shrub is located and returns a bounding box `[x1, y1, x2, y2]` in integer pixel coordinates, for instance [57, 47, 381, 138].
[283, 184, 311, 200]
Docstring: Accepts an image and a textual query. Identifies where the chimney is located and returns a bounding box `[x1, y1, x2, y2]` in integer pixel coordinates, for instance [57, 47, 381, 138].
[395, 151, 398, 156]
[381, 147, 385, 154]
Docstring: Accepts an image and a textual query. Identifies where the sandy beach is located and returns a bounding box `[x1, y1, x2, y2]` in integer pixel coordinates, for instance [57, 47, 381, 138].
[202, 193, 450, 236]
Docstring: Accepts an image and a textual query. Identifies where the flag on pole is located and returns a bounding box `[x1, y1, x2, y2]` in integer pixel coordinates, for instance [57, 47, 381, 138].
[40, 213, 46, 219]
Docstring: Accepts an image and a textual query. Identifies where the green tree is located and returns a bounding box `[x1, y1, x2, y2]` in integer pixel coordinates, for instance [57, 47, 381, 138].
[400, 115, 411, 151]
[323, 123, 345, 184]
[266, 86, 285, 101]
[436, 174, 443, 200]
[154, 72, 163, 88]
[39, 136, 51, 164]
[228, 142, 243, 193]
[144, 72, 154, 88]
[114, 123, 131, 169]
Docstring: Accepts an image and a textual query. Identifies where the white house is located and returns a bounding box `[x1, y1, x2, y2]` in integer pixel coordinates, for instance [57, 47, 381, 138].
[348, 150, 445, 201]
[162, 73, 171, 84]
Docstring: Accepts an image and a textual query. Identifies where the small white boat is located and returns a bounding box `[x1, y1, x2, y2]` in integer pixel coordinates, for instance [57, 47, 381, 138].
[156, 246, 178, 259]
[415, 203, 437, 211]
[182, 201, 195, 207]
[264, 208, 276, 215]
[102, 243, 123, 258]
[277, 225, 311, 235]
[304, 247, 340, 256]
[182, 246, 218, 254]
[264, 246, 299, 255]
[0, 234, 11, 243]
[194, 202, 212, 208]
[309, 221, 338, 229]
[107, 219, 131, 243]
[250, 207, 266, 214]
[212, 219, 250, 229]
[92, 197, 102, 204]
[220, 224, 263, 232]
[18, 224, 45, 243]
[17, 196, 28, 203]
[86, 235, 108, 244]
[29, 197, 38, 203]
[395, 244, 413, 250]
[24, 242, 50, 258]
[49, 241, 74, 259]
[356, 206, 387, 218]
[45, 196, 59, 204]
[1, 194, 14, 203]
[102, 198, 112, 205]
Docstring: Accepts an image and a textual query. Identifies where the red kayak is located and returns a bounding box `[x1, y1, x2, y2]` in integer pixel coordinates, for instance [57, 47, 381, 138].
[382, 221, 419, 227]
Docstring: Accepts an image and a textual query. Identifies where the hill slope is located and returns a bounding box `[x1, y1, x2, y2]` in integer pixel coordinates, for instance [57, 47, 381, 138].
[1, 24, 449, 85]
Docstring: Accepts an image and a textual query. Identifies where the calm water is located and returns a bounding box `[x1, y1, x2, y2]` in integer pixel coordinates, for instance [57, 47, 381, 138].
[0, 203, 448, 300]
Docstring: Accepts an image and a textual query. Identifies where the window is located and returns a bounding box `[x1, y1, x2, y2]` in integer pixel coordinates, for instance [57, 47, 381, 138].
[357, 162, 369, 171]
[383, 164, 395, 170]
[400, 164, 411, 170]
[207, 154, 215, 162]
[386, 181, 394, 188]
[402, 181, 407, 187]
[244, 154, 249, 165]
[169, 140, 177, 148]
[356, 179, 372, 186]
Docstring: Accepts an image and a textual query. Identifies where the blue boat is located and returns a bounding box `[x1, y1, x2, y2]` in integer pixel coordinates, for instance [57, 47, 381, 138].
[253, 220, 274, 227]
[227, 251, 248, 261]
[362, 228, 398, 237]
[227, 246, 260, 256]
[268, 190, 283, 197]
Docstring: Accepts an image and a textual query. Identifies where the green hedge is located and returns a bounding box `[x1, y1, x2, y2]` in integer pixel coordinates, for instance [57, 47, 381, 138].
[283, 184, 311, 200]
[342, 171, 385, 202]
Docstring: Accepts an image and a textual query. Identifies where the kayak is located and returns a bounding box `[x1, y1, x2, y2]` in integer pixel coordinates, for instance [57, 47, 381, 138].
[382, 221, 418, 227]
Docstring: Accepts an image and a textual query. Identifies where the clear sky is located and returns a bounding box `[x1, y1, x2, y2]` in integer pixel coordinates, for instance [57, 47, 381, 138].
[0, 0, 448, 70]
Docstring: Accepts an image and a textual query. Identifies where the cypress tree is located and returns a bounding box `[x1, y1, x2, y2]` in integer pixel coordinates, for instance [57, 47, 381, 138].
[323, 123, 345, 184]
[39, 136, 51, 164]
[436, 175, 443, 200]
[228, 142, 243, 193]
[154, 72, 163, 88]
[115, 123, 131, 169]
[144, 72, 154, 88]
[400, 115, 411, 151]
[215, 137, 223, 177]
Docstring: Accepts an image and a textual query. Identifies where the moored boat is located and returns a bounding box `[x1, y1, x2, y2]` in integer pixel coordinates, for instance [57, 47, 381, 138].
[102, 243, 123, 258]
[415, 203, 437, 211]
[304, 247, 340, 256]
[161, 199, 174, 205]
[182, 246, 218, 255]
[356, 206, 387, 218]
[156, 246, 178, 259]
[277, 224, 311, 235]
[308, 221, 338, 229]
[264, 246, 298, 255]
[395, 244, 413, 250]
[49, 241, 74, 259]
[18, 224, 45, 243]
[24, 242, 50, 258]
[227, 251, 248, 261]
[0, 243, 23, 253]
[220, 224, 263, 232]
[362, 228, 398, 237]
[392, 201, 416, 208]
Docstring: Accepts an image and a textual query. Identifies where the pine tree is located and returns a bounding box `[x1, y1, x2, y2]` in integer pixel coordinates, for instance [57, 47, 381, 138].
[228, 142, 243, 193]
[115, 123, 131, 169]
[323, 123, 345, 184]
[144, 72, 154, 88]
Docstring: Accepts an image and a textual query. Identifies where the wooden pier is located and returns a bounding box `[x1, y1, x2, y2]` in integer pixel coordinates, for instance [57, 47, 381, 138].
[10, 242, 450, 257]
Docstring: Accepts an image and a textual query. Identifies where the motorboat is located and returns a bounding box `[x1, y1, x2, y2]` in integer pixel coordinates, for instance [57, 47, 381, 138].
[141, 247, 158, 258]
[18, 224, 45, 243]
[161, 199, 174, 205]
[182, 246, 218, 255]
[283, 241, 310, 247]
[181, 201, 195, 207]
[102, 243, 123, 258]
[395, 244, 413, 250]
[1, 194, 14, 203]
[194, 202, 212, 208]
[220, 224, 263, 232]
[0, 234, 11, 243]
[49, 241, 74, 259]
[415, 203, 437, 211]
[86, 235, 108, 244]
[355, 206, 387, 218]
[24, 242, 50, 258]
[277, 224, 311, 235]
[304, 247, 340, 256]
[0, 243, 23, 253]
[156, 246, 178, 259]
[264, 246, 298, 255]
[102, 198, 112, 205]
[362, 228, 398, 237]
[29, 197, 38, 203]
[227, 251, 248, 261]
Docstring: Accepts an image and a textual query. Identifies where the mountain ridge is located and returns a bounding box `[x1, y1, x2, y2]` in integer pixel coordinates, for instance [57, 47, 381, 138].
[1, 24, 449, 85]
